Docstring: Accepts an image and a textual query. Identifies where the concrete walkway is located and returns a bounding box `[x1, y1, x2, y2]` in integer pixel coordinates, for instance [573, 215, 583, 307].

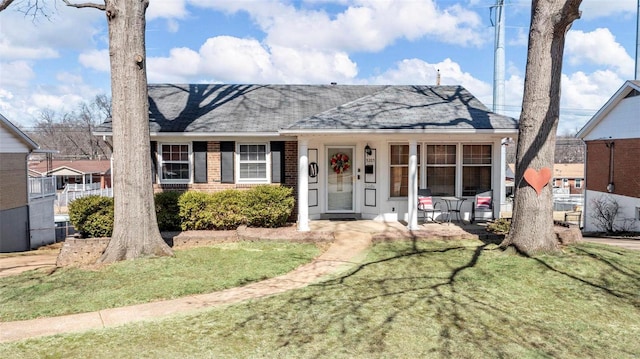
[582, 236, 640, 251]
[0, 226, 379, 343]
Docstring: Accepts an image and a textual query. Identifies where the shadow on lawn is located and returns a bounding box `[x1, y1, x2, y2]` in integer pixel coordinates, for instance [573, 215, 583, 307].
[223, 237, 639, 358]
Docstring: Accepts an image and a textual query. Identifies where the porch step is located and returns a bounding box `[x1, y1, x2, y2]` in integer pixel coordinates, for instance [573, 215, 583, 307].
[320, 213, 362, 221]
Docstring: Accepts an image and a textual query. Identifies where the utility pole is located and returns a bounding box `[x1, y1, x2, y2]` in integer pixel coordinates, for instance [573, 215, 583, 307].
[492, 0, 508, 214]
[634, 0, 640, 80]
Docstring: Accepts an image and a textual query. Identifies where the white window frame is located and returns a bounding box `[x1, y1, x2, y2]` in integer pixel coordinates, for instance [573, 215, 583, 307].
[462, 144, 493, 197]
[389, 143, 420, 198]
[425, 144, 457, 197]
[158, 143, 192, 184]
[236, 142, 270, 184]
[575, 178, 582, 188]
[388, 142, 495, 199]
[563, 178, 569, 187]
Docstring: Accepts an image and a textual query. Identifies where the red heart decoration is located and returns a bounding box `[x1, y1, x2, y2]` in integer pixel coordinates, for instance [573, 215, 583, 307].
[523, 167, 552, 196]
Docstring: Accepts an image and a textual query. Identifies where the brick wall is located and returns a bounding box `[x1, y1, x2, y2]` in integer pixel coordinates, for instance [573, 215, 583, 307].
[0, 153, 28, 210]
[153, 140, 300, 218]
[585, 138, 640, 197]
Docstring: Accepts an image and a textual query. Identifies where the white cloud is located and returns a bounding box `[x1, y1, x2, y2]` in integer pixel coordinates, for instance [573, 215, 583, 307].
[147, 0, 189, 21]
[148, 47, 202, 83]
[270, 46, 358, 83]
[147, 36, 359, 84]
[579, 0, 636, 20]
[0, 4, 105, 55]
[566, 28, 634, 78]
[0, 61, 36, 88]
[368, 58, 491, 96]
[184, 0, 487, 52]
[79, 49, 111, 72]
[0, 38, 59, 60]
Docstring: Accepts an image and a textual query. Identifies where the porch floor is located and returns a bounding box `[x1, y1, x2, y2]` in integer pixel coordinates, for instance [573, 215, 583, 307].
[308, 219, 500, 243]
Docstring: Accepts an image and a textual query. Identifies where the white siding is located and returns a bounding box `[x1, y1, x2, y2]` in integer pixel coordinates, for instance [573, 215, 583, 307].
[583, 190, 640, 232]
[583, 96, 640, 141]
[0, 126, 31, 153]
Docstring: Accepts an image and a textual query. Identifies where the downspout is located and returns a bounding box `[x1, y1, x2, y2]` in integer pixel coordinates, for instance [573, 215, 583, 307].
[606, 141, 615, 193]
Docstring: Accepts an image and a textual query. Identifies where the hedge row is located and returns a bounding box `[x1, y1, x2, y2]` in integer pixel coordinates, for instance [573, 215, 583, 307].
[68, 185, 295, 238]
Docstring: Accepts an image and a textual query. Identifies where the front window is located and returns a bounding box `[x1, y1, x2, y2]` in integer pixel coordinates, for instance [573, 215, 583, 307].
[389, 144, 420, 197]
[160, 144, 191, 182]
[426, 145, 456, 196]
[462, 145, 492, 196]
[238, 143, 268, 182]
[575, 178, 582, 188]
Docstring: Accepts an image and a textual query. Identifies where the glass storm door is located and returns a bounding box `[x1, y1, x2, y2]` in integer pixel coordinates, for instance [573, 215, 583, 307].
[326, 147, 354, 212]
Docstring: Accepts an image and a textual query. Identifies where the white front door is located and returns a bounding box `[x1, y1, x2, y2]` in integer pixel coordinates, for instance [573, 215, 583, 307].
[326, 147, 355, 212]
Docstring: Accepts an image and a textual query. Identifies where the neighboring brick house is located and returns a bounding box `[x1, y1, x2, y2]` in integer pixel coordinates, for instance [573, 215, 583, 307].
[29, 160, 112, 191]
[95, 84, 518, 230]
[508, 163, 585, 195]
[552, 163, 585, 195]
[1, 114, 56, 252]
[577, 80, 640, 232]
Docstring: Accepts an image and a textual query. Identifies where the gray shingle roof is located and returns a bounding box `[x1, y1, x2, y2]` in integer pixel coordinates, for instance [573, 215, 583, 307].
[95, 84, 518, 134]
[285, 85, 518, 131]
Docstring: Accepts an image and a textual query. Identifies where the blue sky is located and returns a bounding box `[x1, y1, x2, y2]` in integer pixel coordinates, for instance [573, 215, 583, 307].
[0, 0, 637, 135]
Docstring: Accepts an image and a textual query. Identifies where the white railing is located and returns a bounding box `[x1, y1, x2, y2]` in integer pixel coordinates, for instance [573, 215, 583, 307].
[29, 177, 57, 199]
[553, 193, 584, 211]
[64, 183, 101, 192]
[56, 187, 113, 207]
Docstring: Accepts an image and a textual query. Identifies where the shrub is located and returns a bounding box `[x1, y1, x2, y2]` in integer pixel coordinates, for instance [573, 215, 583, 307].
[68, 195, 114, 238]
[244, 185, 294, 227]
[486, 218, 511, 235]
[155, 191, 182, 231]
[178, 191, 215, 230]
[209, 190, 248, 230]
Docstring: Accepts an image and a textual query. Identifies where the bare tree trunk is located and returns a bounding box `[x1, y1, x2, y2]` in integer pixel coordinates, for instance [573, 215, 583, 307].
[98, 0, 173, 262]
[501, 0, 582, 254]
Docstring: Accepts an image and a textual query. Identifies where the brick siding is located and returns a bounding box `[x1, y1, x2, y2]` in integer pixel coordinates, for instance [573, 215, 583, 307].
[585, 138, 640, 197]
[153, 140, 300, 218]
[0, 153, 28, 210]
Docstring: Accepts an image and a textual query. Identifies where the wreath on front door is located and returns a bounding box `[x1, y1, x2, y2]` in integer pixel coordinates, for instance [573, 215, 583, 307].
[330, 153, 351, 174]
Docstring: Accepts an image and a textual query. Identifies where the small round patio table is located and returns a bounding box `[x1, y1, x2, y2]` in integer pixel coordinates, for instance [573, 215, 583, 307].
[440, 197, 467, 223]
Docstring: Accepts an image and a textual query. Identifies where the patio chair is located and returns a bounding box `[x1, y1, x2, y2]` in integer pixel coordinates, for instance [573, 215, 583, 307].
[471, 189, 494, 223]
[418, 188, 440, 223]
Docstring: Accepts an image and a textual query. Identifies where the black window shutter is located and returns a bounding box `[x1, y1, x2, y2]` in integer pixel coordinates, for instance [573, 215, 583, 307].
[193, 141, 208, 183]
[271, 141, 285, 183]
[150, 141, 157, 183]
[220, 141, 235, 183]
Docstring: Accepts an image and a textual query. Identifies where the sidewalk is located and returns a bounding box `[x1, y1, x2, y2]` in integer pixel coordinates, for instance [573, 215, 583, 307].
[582, 236, 640, 251]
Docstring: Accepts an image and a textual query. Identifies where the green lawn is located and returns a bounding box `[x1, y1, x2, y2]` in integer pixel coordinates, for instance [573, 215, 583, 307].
[1, 240, 639, 358]
[0, 242, 320, 321]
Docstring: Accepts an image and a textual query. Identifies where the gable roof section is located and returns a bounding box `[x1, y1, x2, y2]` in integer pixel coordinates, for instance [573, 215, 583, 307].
[94, 84, 518, 135]
[29, 160, 111, 175]
[0, 113, 38, 150]
[282, 85, 518, 133]
[577, 80, 640, 140]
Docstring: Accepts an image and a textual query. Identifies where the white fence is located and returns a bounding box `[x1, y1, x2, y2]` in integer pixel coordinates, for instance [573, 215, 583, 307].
[29, 177, 57, 200]
[64, 183, 101, 192]
[553, 193, 584, 211]
[56, 187, 113, 207]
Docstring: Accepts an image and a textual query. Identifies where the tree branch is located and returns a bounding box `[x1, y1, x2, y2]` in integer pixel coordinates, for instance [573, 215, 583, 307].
[62, 0, 105, 11]
[0, 0, 16, 12]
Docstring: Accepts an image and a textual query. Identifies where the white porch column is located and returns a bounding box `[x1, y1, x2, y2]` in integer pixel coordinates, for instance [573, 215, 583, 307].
[297, 139, 310, 231]
[500, 139, 507, 216]
[407, 140, 419, 230]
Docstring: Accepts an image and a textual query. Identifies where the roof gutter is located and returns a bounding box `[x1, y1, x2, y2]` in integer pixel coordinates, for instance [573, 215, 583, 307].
[278, 128, 519, 135]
